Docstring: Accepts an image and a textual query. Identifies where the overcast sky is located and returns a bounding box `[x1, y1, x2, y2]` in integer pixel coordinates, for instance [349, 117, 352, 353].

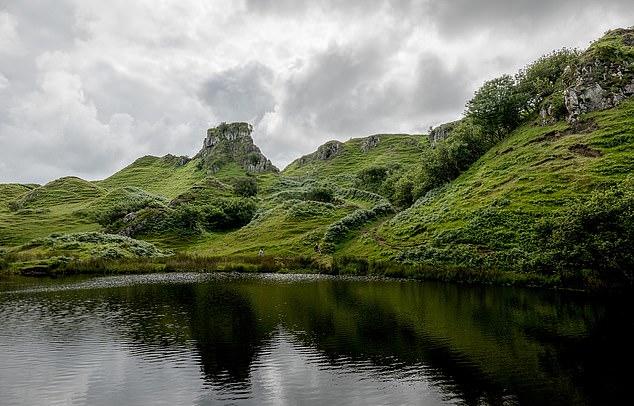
[0, 1, 632, 183]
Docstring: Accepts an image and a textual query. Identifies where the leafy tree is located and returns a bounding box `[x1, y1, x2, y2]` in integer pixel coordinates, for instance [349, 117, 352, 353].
[515, 48, 579, 116]
[465, 75, 524, 139]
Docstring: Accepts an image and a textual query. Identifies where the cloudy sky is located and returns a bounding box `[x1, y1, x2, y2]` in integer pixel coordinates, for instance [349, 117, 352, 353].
[0, 1, 632, 183]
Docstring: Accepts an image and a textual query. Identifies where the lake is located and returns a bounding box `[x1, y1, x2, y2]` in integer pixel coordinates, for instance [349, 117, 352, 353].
[0, 273, 631, 405]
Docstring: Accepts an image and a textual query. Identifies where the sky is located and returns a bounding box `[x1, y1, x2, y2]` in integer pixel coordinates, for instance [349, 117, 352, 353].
[0, 1, 632, 183]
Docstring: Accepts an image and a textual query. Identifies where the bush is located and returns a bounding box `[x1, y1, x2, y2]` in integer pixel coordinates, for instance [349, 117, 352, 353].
[355, 166, 388, 193]
[408, 120, 487, 201]
[199, 198, 258, 230]
[304, 186, 335, 203]
[233, 177, 258, 197]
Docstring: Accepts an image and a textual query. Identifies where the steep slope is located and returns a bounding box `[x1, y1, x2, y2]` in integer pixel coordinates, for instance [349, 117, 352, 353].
[342, 96, 633, 273]
[0, 183, 38, 210]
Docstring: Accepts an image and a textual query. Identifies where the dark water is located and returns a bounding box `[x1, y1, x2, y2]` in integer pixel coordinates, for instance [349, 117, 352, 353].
[0, 273, 631, 406]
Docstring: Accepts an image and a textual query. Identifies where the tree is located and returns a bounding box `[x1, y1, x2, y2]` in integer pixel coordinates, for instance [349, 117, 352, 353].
[465, 75, 523, 139]
[515, 48, 579, 117]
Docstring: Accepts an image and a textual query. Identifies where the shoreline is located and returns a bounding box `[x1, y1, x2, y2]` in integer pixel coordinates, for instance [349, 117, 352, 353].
[3, 253, 627, 292]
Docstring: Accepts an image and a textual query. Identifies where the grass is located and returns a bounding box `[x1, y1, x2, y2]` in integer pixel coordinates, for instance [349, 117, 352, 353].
[96, 155, 207, 200]
[283, 134, 428, 187]
[365, 100, 634, 270]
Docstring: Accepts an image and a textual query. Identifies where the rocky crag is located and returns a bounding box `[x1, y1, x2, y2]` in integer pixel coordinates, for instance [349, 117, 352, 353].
[550, 28, 634, 123]
[196, 122, 278, 173]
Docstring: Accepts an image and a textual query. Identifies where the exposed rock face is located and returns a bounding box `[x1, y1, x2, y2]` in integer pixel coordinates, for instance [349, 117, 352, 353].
[360, 135, 380, 152]
[162, 154, 191, 167]
[562, 28, 634, 123]
[428, 121, 459, 145]
[294, 140, 344, 166]
[564, 68, 634, 123]
[315, 141, 343, 160]
[196, 122, 278, 173]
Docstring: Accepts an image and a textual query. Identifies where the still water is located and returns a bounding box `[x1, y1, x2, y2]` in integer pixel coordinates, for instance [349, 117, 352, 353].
[0, 273, 631, 405]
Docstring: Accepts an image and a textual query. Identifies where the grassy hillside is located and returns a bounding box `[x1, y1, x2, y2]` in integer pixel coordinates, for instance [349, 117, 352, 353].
[283, 134, 427, 186]
[97, 155, 206, 200]
[180, 134, 427, 257]
[340, 100, 634, 276]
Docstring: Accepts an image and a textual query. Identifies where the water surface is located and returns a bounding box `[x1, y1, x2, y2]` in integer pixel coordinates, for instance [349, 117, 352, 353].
[0, 273, 631, 405]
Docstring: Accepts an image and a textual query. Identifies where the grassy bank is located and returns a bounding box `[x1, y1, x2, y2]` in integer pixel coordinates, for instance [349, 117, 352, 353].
[1, 253, 576, 290]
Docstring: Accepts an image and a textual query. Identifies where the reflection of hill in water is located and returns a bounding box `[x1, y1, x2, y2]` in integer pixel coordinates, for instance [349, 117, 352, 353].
[3, 275, 631, 405]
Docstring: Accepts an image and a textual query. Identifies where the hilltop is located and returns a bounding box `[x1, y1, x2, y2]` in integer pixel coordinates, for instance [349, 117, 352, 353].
[1, 28, 633, 289]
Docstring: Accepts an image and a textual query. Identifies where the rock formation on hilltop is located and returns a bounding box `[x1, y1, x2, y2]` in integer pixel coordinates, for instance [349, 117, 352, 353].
[196, 122, 278, 173]
[552, 27, 634, 123]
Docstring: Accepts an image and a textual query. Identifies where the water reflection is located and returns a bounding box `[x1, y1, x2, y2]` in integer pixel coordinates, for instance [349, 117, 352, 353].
[0, 273, 631, 405]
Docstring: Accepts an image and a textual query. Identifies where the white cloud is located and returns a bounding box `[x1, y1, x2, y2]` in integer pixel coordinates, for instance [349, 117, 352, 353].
[0, 0, 632, 182]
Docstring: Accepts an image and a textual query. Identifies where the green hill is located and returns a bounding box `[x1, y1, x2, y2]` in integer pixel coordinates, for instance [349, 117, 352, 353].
[97, 155, 206, 200]
[341, 100, 633, 266]
[283, 134, 427, 186]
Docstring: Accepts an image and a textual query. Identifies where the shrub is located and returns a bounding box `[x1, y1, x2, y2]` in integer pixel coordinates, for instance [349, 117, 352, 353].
[355, 166, 388, 193]
[304, 186, 335, 203]
[233, 177, 258, 197]
[199, 198, 258, 230]
[409, 120, 487, 201]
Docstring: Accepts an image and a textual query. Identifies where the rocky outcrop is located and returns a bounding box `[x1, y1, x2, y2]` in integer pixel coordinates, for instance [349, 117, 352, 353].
[196, 122, 278, 173]
[360, 135, 380, 152]
[294, 140, 344, 166]
[428, 120, 459, 145]
[161, 154, 191, 167]
[562, 28, 634, 123]
[315, 141, 343, 160]
[564, 66, 634, 123]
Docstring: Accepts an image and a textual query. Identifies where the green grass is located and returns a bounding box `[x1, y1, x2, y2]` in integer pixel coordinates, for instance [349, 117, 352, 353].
[283, 134, 428, 187]
[11, 177, 104, 209]
[0, 183, 38, 210]
[366, 100, 634, 266]
[97, 155, 207, 200]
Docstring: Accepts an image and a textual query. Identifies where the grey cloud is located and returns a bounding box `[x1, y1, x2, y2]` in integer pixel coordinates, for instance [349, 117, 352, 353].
[424, 0, 634, 38]
[200, 62, 276, 124]
[1, 0, 632, 183]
